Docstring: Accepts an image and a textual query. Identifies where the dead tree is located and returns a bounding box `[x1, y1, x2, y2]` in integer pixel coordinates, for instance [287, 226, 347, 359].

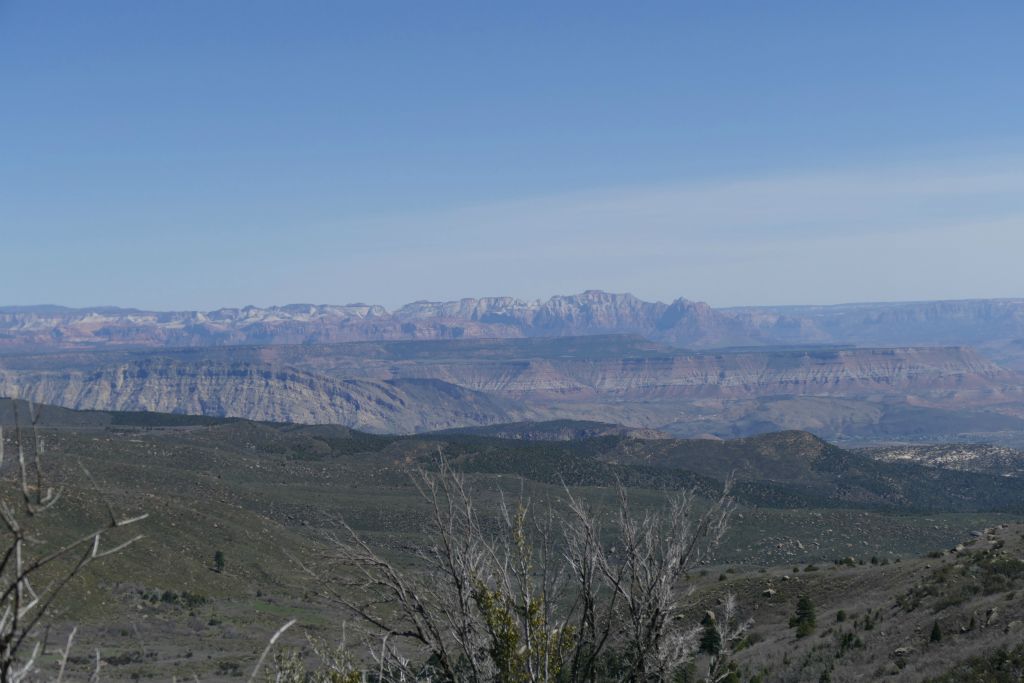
[0, 399, 147, 681]
[318, 456, 735, 682]
[562, 483, 733, 681]
[700, 593, 753, 683]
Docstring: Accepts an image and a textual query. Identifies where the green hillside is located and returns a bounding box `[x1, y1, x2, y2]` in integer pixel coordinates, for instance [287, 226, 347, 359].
[2, 400, 1021, 680]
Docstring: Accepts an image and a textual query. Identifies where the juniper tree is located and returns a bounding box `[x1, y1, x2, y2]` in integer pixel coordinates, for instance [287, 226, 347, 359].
[699, 612, 721, 656]
[790, 595, 816, 638]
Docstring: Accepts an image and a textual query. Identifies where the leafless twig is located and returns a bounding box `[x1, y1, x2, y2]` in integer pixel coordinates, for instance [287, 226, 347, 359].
[0, 399, 149, 681]
[249, 618, 296, 682]
[309, 453, 735, 681]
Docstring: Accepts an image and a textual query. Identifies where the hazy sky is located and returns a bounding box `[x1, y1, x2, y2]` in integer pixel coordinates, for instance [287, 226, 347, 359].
[2, 1, 1022, 310]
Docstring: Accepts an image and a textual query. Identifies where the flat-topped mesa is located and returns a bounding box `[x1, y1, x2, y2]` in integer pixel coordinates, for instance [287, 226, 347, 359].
[0, 359, 531, 433]
[1, 338, 1019, 438]
[358, 344, 1019, 402]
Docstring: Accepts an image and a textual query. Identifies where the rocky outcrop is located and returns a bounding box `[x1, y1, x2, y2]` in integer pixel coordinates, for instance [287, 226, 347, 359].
[361, 345, 1019, 403]
[862, 443, 1024, 478]
[0, 359, 532, 433]
[1, 338, 1021, 438]
[4, 293, 1024, 353]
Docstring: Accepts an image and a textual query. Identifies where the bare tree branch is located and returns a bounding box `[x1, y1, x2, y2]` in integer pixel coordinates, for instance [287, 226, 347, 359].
[249, 618, 297, 682]
[305, 451, 736, 682]
[0, 399, 149, 681]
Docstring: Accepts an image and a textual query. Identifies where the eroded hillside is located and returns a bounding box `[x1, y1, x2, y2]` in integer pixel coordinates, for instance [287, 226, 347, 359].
[2, 337, 1023, 442]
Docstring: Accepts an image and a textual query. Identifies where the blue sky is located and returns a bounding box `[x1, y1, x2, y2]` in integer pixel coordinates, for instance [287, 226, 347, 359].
[2, 1, 1022, 310]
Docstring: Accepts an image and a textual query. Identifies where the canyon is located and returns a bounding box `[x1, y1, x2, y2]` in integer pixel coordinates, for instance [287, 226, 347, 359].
[3, 334, 1023, 442]
[3, 291, 1024, 441]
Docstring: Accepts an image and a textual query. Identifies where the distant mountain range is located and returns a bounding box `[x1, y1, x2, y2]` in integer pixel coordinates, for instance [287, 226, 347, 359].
[3, 292, 1024, 442]
[3, 291, 1024, 367]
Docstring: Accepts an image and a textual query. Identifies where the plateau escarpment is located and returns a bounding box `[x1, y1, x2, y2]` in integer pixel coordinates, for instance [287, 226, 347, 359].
[0, 359, 532, 433]
[346, 345, 1018, 402]
[2, 337, 1023, 440]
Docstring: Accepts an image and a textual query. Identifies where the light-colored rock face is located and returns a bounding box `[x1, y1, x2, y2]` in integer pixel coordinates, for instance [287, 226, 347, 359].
[864, 443, 1024, 477]
[2, 339, 1022, 438]
[4, 293, 1024, 354]
[0, 360, 532, 433]
[282, 343, 1021, 404]
[3, 294, 1024, 438]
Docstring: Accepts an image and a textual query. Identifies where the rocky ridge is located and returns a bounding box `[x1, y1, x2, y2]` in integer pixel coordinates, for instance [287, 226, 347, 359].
[5, 292, 1024, 356]
[2, 339, 1023, 439]
[862, 442, 1024, 478]
[0, 359, 532, 433]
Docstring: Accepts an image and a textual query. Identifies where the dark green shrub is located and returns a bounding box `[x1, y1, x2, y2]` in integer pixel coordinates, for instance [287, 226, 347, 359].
[790, 595, 816, 638]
